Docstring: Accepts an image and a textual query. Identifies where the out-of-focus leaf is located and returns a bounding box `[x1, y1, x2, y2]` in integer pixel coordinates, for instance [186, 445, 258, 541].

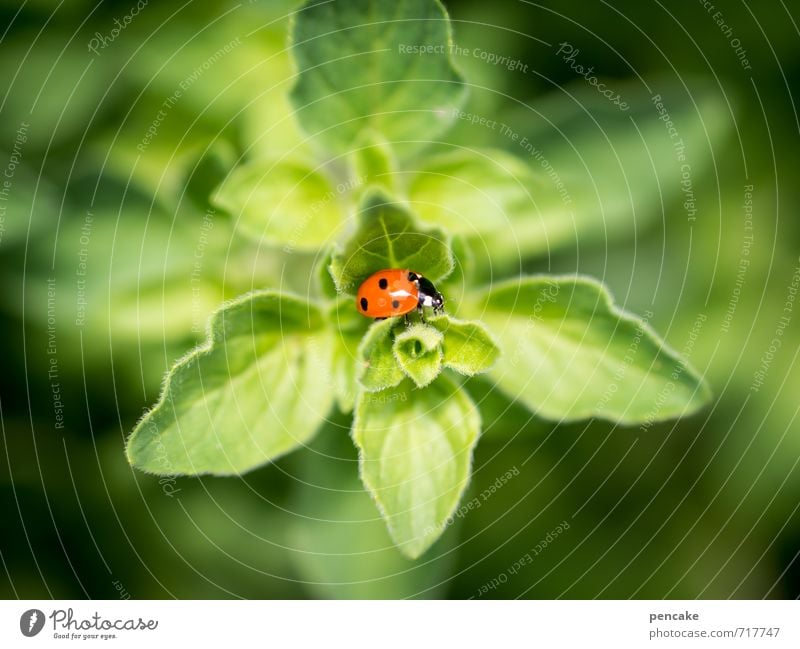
[212, 156, 345, 250]
[0, 155, 59, 249]
[289, 0, 467, 153]
[0, 32, 122, 150]
[492, 82, 731, 259]
[407, 148, 567, 244]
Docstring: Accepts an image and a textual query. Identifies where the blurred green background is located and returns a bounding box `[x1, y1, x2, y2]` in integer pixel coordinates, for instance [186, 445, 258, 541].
[2, 0, 799, 598]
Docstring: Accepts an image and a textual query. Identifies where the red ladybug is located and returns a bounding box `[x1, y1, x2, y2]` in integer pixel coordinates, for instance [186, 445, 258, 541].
[356, 269, 444, 319]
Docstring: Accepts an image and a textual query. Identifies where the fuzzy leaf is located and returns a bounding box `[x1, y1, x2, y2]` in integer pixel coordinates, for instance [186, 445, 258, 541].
[329, 332, 362, 412]
[353, 375, 481, 558]
[329, 190, 453, 294]
[357, 318, 405, 392]
[353, 132, 397, 192]
[473, 276, 711, 424]
[126, 292, 334, 475]
[393, 323, 444, 388]
[496, 83, 730, 258]
[407, 148, 566, 240]
[429, 315, 499, 376]
[325, 297, 370, 412]
[289, 0, 467, 153]
[212, 157, 344, 250]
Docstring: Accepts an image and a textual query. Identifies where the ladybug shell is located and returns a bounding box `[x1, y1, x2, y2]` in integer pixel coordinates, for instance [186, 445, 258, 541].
[356, 269, 420, 318]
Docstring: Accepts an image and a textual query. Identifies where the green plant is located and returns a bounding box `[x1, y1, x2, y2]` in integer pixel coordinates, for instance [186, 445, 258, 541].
[126, 0, 711, 559]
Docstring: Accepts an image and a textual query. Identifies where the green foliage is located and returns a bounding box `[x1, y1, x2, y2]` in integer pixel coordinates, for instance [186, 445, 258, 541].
[407, 148, 566, 242]
[497, 82, 729, 259]
[289, 0, 467, 153]
[352, 375, 481, 558]
[124, 0, 715, 559]
[428, 315, 500, 376]
[393, 324, 444, 388]
[329, 190, 454, 294]
[473, 276, 710, 423]
[357, 318, 406, 392]
[352, 133, 397, 191]
[212, 156, 345, 249]
[127, 292, 334, 475]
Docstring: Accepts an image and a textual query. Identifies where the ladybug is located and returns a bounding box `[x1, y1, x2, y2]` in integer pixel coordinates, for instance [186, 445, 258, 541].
[356, 269, 444, 319]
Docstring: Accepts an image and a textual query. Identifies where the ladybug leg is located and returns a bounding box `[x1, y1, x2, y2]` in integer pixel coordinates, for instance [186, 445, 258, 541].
[417, 304, 427, 324]
[403, 313, 411, 327]
[374, 317, 387, 322]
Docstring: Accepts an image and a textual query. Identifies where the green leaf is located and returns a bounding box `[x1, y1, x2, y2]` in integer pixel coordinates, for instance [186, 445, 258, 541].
[407, 148, 566, 239]
[352, 375, 481, 558]
[356, 318, 405, 392]
[352, 132, 397, 193]
[126, 291, 335, 475]
[212, 156, 344, 250]
[329, 190, 453, 294]
[329, 331, 362, 413]
[325, 296, 370, 412]
[288, 424, 455, 597]
[393, 324, 444, 388]
[473, 276, 711, 424]
[289, 0, 467, 153]
[496, 82, 730, 257]
[429, 315, 499, 376]
[0, 154, 58, 249]
[437, 234, 476, 308]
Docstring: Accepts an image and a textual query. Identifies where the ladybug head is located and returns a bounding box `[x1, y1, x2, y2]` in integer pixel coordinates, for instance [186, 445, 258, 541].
[416, 275, 445, 313]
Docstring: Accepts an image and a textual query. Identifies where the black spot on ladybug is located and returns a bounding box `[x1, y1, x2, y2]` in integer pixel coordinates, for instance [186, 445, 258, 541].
[360, 297, 368, 311]
[378, 278, 388, 289]
[391, 300, 400, 309]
